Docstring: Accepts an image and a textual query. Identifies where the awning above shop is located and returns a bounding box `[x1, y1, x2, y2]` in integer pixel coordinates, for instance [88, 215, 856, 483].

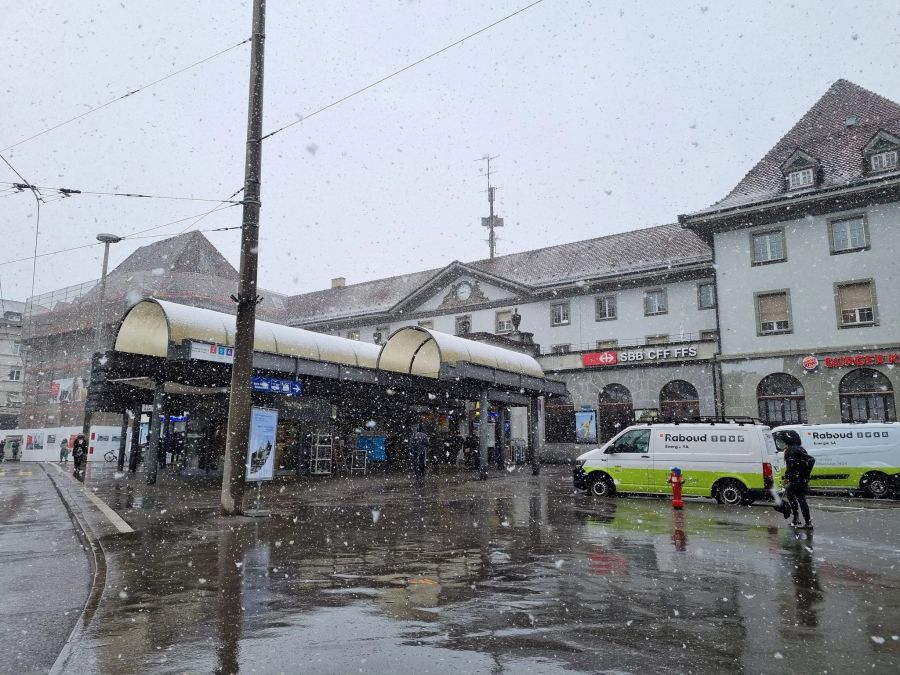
[115, 299, 380, 368]
[378, 326, 545, 379]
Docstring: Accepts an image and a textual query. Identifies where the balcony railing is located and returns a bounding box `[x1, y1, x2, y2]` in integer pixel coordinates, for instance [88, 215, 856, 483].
[538, 331, 716, 356]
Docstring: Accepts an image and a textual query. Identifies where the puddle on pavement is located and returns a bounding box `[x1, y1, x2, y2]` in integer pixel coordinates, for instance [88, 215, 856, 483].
[69, 469, 900, 674]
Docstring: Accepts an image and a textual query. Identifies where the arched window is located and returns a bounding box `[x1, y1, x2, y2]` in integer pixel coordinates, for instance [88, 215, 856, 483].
[599, 384, 634, 442]
[757, 373, 807, 425]
[840, 369, 896, 423]
[659, 380, 699, 422]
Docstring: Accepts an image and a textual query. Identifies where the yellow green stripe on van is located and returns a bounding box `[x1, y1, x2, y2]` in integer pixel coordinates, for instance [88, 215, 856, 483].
[582, 466, 766, 496]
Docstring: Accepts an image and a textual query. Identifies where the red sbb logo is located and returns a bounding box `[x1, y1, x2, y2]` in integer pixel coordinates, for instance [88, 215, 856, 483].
[582, 351, 618, 367]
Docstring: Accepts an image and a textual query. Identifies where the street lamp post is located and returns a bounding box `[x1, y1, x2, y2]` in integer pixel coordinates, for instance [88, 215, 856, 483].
[94, 233, 122, 354]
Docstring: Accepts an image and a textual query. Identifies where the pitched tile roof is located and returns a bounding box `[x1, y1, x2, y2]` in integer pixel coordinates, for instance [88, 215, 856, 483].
[690, 79, 900, 215]
[286, 223, 711, 324]
[25, 232, 288, 337]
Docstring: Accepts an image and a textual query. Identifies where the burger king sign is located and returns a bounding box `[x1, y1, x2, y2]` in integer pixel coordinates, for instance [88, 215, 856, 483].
[801, 355, 819, 371]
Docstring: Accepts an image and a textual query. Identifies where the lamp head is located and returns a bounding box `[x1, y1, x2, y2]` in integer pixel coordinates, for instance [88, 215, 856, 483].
[96, 233, 122, 244]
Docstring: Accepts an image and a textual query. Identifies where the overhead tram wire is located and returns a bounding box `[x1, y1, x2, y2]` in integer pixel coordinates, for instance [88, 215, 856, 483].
[260, 0, 546, 142]
[0, 201, 243, 268]
[0, 182, 245, 205]
[0, 153, 42, 325]
[0, 37, 252, 153]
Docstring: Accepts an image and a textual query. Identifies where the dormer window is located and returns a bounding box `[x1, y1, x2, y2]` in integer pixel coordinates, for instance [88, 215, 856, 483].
[780, 149, 819, 192]
[863, 130, 900, 174]
[787, 168, 814, 190]
[871, 150, 898, 172]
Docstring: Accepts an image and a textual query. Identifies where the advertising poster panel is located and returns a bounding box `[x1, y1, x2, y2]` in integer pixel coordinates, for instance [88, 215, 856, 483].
[246, 407, 278, 482]
[575, 410, 598, 444]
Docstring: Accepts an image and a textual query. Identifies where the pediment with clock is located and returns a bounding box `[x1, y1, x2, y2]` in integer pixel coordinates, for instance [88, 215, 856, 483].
[391, 262, 532, 314]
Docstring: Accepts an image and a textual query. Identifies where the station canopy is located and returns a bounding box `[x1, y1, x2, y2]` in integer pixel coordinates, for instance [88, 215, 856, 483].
[377, 326, 544, 379]
[114, 298, 381, 368]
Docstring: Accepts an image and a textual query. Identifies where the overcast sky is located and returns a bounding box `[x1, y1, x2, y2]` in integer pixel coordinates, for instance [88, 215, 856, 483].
[2, 0, 898, 301]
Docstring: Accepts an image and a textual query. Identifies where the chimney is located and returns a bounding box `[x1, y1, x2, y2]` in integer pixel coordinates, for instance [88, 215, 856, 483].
[331, 277, 346, 289]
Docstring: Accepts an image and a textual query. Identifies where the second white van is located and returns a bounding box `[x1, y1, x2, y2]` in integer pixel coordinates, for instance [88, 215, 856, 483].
[772, 423, 900, 498]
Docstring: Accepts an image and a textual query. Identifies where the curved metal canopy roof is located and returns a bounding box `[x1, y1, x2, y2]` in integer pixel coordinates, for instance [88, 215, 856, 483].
[114, 299, 380, 368]
[377, 326, 544, 379]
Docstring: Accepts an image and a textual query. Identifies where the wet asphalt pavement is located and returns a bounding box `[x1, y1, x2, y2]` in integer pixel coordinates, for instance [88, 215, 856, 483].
[0, 464, 90, 675]
[13, 463, 900, 674]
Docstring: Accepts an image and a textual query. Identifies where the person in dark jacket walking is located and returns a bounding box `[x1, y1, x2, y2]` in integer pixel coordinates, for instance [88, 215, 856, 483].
[72, 434, 88, 481]
[778, 430, 816, 530]
[409, 425, 429, 479]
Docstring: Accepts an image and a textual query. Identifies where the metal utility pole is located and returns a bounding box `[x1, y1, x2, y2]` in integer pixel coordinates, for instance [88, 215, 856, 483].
[221, 0, 266, 515]
[476, 154, 503, 259]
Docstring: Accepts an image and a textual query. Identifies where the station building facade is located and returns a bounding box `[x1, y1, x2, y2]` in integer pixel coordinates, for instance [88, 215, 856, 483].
[284, 224, 720, 458]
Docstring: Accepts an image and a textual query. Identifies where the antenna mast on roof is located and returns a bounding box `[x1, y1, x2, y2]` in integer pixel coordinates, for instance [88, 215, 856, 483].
[475, 154, 503, 258]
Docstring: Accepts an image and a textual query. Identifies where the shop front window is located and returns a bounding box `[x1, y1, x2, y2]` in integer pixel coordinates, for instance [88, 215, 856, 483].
[757, 373, 807, 424]
[545, 403, 575, 443]
[659, 380, 699, 421]
[840, 368, 896, 422]
[599, 383, 633, 442]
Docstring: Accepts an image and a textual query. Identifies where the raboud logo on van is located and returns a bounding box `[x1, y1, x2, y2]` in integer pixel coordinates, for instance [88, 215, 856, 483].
[662, 433, 746, 443]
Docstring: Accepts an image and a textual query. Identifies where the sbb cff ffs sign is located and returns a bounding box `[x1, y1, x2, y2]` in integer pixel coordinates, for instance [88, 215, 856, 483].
[582, 346, 699, 368]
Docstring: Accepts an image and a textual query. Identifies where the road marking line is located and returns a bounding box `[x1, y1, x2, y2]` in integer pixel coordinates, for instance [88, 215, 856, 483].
[48, 463, 134, 534]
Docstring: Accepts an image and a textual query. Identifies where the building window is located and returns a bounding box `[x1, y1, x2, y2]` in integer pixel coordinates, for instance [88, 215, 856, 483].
[550, 344, 571, 355]
[755, 291, 791, 335]
[697, 282, 716, 310]
[544, 403, 575, 443]
[787, 168, 814, 190]
[836, 281, 877, 327]
[550, 302, 570, 326]
[840, 369, 896, 423]
[455, 315, 471, 335]
[699, 330, 718, 341]
[871, 149, 898, 172]
[751, 230, 786, 265]
[645, 334, 669, 346]
[829, 216, 869, 254]
[417, 320, 433, 329]
[643, 289, 667, 316]
[11, 341, 22, 356]
[757, 373, 807, 425]
[346, 329, 360, 340]
[8, 368, 22, 381]
[595, 295, 617, 321]
[4, 311, 22, 323]
[596, 339, 618, 349]
[495, 310, 513, 334]
[373, 326, 389, 345]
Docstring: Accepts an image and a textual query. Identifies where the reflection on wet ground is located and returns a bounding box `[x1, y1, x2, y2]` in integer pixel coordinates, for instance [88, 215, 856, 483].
[66, 465, 900, 673]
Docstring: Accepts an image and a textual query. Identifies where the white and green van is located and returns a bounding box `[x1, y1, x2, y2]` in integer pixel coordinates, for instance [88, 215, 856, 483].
[573, 422, 780, 505]
[772, 423, 900, 498]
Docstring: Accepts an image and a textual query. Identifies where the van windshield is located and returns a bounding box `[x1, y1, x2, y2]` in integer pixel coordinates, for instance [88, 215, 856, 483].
[608, 430, 651, 454]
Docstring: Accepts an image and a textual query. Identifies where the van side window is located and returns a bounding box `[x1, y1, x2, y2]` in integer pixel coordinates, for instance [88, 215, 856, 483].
[609, 430, 651, 454]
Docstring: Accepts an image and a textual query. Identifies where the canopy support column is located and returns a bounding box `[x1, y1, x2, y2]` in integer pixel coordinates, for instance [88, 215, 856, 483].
[128, 411, 141, 473]
[528, 397, 541, 476]
[116, 408, 129, 472]
[479, 389, 490, 480]
[146, 382, 164, 485]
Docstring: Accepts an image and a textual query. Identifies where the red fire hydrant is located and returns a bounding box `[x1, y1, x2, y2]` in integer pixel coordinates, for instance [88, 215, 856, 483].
[668, 467, 685, 510]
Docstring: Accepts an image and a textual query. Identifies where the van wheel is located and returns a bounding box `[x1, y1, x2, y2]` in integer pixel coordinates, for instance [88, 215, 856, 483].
[861, 472, 891, 499]
[714, 479, 746, 506]
[588, 473, 615, 498]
